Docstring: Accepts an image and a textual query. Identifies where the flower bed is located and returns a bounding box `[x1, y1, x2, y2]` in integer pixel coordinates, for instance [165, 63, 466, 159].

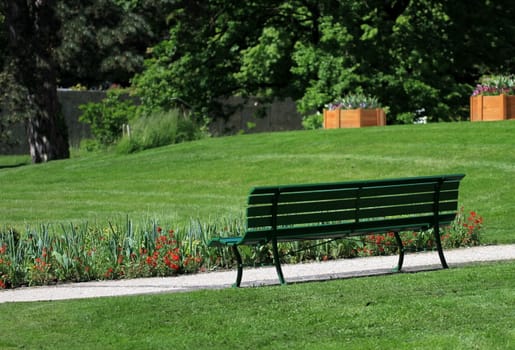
[0, 208, 482, 289]
[471, 74, 515, 121]
[323, 92, 386, 128]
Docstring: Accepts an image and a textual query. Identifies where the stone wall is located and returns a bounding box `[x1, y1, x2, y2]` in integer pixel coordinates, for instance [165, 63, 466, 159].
[1, 91, 303, 155]
[211, 96, 303, 135]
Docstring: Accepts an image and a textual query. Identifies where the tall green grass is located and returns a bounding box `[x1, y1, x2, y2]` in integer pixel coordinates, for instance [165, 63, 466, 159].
[1, 121, 514, 243]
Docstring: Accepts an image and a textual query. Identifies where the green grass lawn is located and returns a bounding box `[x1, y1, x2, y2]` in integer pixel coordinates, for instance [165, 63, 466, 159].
[1, 121, 514, 349]
[0, 261, 514, 349]
[1, 121, 514, 243]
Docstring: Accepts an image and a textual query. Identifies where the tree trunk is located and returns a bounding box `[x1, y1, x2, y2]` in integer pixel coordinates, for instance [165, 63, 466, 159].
[4, 0, 69, 163]
[25, 80, 70, 163]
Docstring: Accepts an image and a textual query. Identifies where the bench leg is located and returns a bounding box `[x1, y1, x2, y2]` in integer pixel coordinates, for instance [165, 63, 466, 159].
[393, 232, 405, 272]
[231, 245, 243, 287]
[271, 238, 286, 285]
[433, 226, 449, 269]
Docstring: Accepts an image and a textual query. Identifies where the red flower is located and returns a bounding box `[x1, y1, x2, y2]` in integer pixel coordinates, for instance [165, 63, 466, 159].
[157, 226, 162, 233]
[146, 256, 157, 267]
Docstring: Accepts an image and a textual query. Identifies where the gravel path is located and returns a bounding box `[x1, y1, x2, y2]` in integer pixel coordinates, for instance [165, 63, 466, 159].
[1, 244, 514, 303]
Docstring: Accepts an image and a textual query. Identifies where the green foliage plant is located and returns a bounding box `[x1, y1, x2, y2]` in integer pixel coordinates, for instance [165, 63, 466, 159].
[116, 109, 207, 154]
[301, 113, 323, 130]
[79, 88, 138, 146]
[0, 220, 210, 288]
[472, 74, 515, 96]
[291, 16, 360, 116]
[55, 0, 174, 87]
[325, 92, 382, 110]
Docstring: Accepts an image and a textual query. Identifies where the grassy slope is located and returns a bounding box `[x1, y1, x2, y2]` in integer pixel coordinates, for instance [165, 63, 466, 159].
[0, 261, 514, 349]
[1, 121, 514, 243]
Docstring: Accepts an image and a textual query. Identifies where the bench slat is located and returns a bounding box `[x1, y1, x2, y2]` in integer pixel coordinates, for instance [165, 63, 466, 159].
[247, 200, 458, 229]
[269, 188, 360, 203]
[248, 174, 463, 195]
[359, 190, 458, 207]
[245, 213, 457, 243]
[247, 178, 461, 205]
[251, 182, 453, 205]
[247, 192, 459, 219]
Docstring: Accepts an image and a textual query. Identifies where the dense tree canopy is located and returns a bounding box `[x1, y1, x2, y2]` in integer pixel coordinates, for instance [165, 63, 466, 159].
[55, 0, 175, 88]
[134, 0, 515, 123]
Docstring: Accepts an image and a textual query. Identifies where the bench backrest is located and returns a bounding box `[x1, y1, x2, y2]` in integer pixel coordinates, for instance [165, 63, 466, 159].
[242, 174, 465, 244]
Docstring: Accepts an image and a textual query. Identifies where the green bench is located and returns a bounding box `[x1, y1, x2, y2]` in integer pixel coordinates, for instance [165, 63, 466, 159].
[208, 174, 465, 287]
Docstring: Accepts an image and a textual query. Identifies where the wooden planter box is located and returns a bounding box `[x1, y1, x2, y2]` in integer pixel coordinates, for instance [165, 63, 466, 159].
[470, 94, 515, 121]
[323, 108, 386, 128]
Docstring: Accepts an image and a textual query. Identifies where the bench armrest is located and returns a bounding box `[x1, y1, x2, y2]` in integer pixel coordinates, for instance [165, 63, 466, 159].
[207, 237, 243, 247]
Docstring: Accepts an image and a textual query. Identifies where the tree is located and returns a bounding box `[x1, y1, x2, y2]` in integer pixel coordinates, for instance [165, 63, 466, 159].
[1, 0, 69, 162]
[55, 0, 175, 88]
[133, 0, 273, 120]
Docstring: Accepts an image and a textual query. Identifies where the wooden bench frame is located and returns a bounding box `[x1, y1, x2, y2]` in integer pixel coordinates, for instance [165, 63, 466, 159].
[208, 174, 465, 287]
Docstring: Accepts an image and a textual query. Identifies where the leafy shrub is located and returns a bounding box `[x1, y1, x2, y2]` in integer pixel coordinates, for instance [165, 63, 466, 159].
[116, 109, 207, 153]
[301, 113, 323, 130]
[78, 138, 104, 152]
[79, 89, 138, 146]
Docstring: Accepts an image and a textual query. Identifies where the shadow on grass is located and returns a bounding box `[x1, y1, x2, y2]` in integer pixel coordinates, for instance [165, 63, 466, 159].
[242, 264, 446, 289]
[0, 162, 29, 169]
